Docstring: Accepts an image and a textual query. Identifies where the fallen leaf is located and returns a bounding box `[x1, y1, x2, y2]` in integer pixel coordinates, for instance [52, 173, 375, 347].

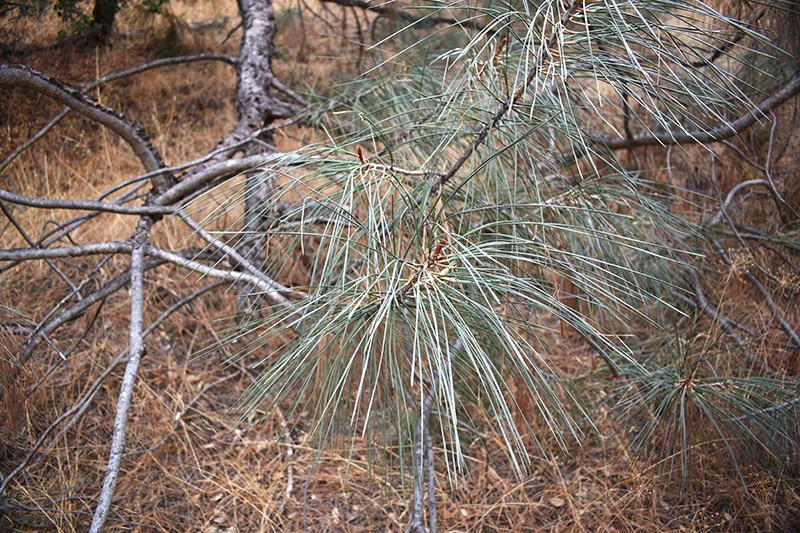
[549, 496, 566, 507]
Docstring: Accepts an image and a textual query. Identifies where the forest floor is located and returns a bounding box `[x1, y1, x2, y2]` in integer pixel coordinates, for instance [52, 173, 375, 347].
[1, 1, 799, 531]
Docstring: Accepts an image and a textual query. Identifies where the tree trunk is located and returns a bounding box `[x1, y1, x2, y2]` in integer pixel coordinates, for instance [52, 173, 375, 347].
[91, 0, 119, 42]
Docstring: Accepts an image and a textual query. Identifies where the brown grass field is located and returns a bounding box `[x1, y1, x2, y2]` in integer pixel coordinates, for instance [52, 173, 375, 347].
[1, 1, 799, 531]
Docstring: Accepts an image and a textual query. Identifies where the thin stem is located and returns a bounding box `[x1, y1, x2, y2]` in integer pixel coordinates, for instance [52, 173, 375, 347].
[144, 245, 306, 305]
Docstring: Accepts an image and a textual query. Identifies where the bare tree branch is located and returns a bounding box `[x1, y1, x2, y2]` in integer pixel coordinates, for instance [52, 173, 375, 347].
[0, 108, 69, 174]
[145, 244, 305, 306]
[686, 269, 786, 379]
[0, 241, 133, 261]
[0, 188, 175, 215]
[712, 239, 800, 350]
[0, 64, 174, 194]
[20, 255, 168, 364]
[153, 151, 307, 207]
[0, 54, 238, 176]
[89, 218, 151, 533]
[0, 198, 80, 294]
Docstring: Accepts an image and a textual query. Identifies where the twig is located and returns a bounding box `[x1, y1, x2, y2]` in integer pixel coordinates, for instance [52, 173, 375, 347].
[0, 198, 80, 296]
[20, 256, 168, 363]
[0, 321, 63, 361]
[0, 55, 236, 175]
[88, 53, 239, 87]
[89, 219, 151, 533]
[0, 351, 128, 496]
[712, 239, 800, 349]
[27, 300, 105, 395]
[689, 5, 768, 68]
[0, 108, 69, 174]
[430, 409, 486, 439]
[729, 396, 800, 422]
[706, 179, 771, 227]
[221, 20, 243, 45]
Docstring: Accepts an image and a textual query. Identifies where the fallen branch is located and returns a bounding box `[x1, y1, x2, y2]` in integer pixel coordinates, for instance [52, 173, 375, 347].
[0, 64, 173, 193]
[89, 219, 151, 533]
[0, 188, 175, 216]
[0, 241, 134, 262]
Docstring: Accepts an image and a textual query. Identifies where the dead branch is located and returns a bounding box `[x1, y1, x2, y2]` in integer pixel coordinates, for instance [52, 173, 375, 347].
[0, 241, 133, 262]
[0, 188, 175, 216]
[0, 198, 80, 295]
[0, 64, 174, 194]
[20, 255, 169, 363]
[89, 219, 151, 533]
[145, 245, 305, 306]
[0, 351, 128, 497]
[0, 108, 69, 174]
[0, 54, 237, 176]
[689, 5, 768, 68]
[0, 280, 226, 498]
[712, 239, 800, 350]
[595, 75, 800, 150]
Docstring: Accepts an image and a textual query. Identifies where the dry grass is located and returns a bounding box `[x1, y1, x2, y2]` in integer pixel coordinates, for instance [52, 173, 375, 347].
[2, 1, 800, 532]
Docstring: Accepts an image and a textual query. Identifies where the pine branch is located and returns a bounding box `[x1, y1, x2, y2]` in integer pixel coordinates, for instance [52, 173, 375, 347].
[594, 75, 800, 150]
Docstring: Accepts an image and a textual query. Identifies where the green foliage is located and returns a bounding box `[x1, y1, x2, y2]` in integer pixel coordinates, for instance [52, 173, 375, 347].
[53, 0, 117, 40]
[615, 329, 800, 489]
[199, 0, 799, 486]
